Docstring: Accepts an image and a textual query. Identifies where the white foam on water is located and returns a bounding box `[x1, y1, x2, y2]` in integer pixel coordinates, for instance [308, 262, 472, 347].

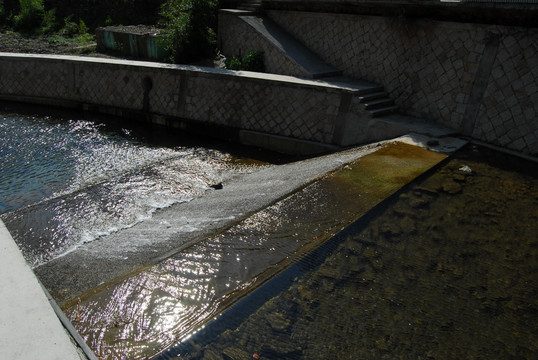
[1, 113, 260, 268]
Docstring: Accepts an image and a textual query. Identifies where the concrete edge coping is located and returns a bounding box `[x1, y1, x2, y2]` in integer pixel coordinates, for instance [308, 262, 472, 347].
[0, 220, 86, 360]
[219, 8, 256, 15]
[0, 52, 373, 94]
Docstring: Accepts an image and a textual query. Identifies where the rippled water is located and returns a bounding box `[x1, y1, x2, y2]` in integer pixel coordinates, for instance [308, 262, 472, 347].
[64, 143, 445, 360]
[0, 111, 262, 267]
[170, 145, 538, 360]
[5, 109, 535, 360]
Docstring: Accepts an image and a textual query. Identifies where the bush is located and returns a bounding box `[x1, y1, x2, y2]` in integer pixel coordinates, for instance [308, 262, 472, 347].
[159, 0, 218, 64]
[40, 8, 59, 34]
[225, 51, 265, 72]
[60, 14, 87, 37]
[13, 0, 44, 32]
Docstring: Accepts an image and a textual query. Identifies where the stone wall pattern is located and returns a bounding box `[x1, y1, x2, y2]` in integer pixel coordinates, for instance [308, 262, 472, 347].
[0, 55, 345, 144]
[218, 13, 311, 78]
[265, 10, 538, 155]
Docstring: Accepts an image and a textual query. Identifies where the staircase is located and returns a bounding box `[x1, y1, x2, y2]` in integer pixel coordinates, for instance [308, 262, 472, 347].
[358, 91, 399, 118]
[227, 13, 399, 118]
[219, 10, 458, 149]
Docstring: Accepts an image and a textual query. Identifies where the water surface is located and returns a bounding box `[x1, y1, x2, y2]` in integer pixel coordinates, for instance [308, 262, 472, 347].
[64, 143, 446, 360]
[169, 145, 538, 360]
[0, 110, 265, 267]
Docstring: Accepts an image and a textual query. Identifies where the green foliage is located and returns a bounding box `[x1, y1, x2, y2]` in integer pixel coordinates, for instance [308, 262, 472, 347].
[104, 15, 113, 26]
[224, 55, 242, 70]
[225, 51, 265, 72]
[60, 14, 87, 37]
[13, 0, 44, 32]
[159, 0, 218, 64]
[39, 9, 59, 34]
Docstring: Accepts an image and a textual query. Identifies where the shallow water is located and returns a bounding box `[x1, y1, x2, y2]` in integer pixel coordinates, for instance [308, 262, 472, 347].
[168, 145, 538, 360]
[64, 143, 445, 360]
[0, 111, 264, 266]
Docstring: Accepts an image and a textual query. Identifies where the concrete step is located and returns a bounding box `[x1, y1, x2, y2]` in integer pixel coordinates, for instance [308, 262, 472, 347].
[359, 91, 389, 102]
[239, 16, 342, 79]
[370, 105, 399, 117]
[363, 98, 395, 111]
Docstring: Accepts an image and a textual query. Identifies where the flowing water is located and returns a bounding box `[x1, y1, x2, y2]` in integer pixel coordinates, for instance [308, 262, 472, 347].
[164, 145, 538, 360]
[0, 110, 266, 267]
[2, 108, 536, 360]
[63, 142, 446, 359]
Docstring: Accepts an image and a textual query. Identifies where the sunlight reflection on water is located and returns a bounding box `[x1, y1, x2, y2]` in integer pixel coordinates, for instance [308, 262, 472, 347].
[0, 112, 262, 266]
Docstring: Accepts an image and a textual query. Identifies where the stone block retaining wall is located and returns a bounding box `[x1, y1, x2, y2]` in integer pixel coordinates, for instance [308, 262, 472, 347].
[256, 10, 537, 155]
[0, 54, 348, 146]
[218, 11, 311, 78]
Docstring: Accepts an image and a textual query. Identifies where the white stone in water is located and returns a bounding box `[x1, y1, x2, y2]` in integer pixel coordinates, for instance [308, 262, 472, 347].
[459, 165, 472, 173]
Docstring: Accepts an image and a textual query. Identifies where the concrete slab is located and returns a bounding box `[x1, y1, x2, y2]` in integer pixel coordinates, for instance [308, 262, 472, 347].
[0, 220, 84, 360]
[379, 114, 460, 138]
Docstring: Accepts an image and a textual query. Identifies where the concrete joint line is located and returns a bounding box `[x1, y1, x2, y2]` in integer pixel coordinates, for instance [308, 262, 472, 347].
[142, 76, 153, 112]
[332, 92, 353, 144]
[177, 71, 188, 117]
[461, 32, 501, 135]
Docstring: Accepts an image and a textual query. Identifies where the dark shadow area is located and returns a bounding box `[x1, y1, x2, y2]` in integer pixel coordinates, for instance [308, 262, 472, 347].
[0, 100, 311, 165]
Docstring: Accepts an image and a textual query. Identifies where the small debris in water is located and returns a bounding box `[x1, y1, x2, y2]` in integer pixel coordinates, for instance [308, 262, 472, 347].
[459, 165, 472, 173]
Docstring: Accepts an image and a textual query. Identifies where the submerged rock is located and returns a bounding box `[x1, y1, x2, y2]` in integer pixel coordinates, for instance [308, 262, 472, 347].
[441, 179, 462, 194]
[266, 312, 291, 332]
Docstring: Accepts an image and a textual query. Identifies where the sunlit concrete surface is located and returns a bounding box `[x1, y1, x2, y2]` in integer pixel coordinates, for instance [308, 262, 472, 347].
[0, 220, 83, 360]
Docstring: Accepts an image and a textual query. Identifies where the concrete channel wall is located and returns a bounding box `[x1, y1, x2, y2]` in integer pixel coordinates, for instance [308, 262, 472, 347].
[0, 220, 85, 360]
[0, 53, 368, 152]
[221, 2, 538, 156]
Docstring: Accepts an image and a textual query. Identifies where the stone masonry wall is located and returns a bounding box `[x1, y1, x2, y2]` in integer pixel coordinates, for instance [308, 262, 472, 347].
[0, 54, 344, 145]
[265, 10, 538, 155]
[218, 12, 311, 78]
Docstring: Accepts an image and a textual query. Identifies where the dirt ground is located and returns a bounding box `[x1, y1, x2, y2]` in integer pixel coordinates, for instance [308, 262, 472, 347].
[0, 26, 225, 67]
[0, 29, 98, 55]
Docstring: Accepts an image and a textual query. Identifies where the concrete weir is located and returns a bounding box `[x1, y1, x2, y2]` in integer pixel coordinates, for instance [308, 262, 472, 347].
[0, 51, 463, 358]
[0, 129, 466, 359]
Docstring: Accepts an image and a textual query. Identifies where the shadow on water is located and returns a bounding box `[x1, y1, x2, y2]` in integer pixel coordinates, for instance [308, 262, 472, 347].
[0, 101, 308, 165]
[157, 144, 538, 360]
